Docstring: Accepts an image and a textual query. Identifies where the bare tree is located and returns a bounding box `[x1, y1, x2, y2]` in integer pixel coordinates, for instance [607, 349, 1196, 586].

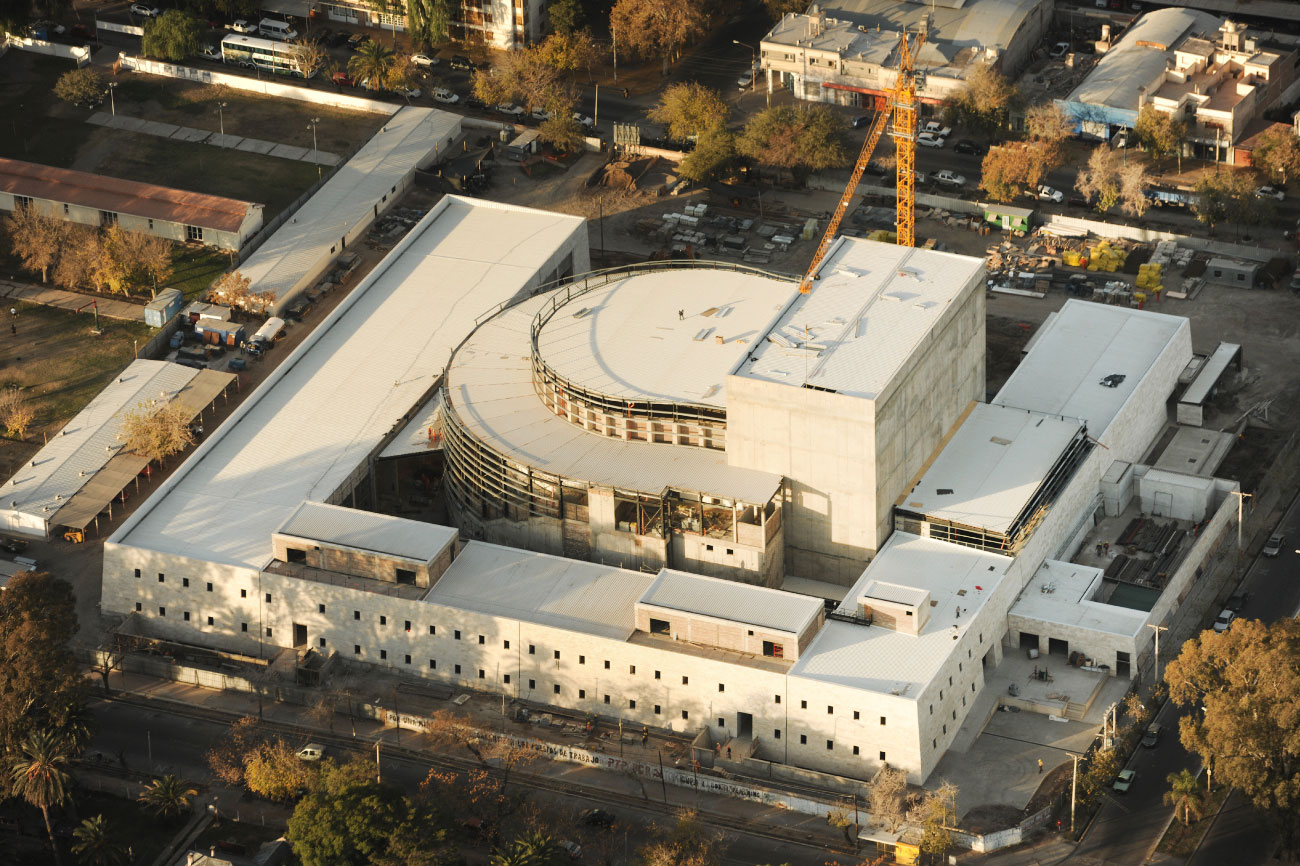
[207, 270, 253, 311]
[0, 387, 36, 440]
[117, 401, 195, 466]
[871, 766, 908, 832]
[53, 227, 110, 292]
[5, 206, 66, 283]
[287, 39, 330, 80]
[610, 0, 706, 75]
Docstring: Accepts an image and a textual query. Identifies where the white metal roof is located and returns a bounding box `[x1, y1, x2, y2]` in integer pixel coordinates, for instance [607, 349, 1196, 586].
[1009, 559, 1147, 637]
[993, 300, 1190, 441]
[638, 568, 823, 635]
[0, 360, 198, 530]
[536, 270, 793, 408]
[737, 237, 982, 400]
[379, 389, 444, 459]
[790, 533, 1011, 697]
[240, 107, 462, 305]
[898, 404, 1084, 534]
[422, 540, 655, 640]
[1179, 341, 1240, 406]
[445, 294, 784, 504]
[111, 196, 586, 570]
[275, 501, 456, 563]
[860, 580, 929, 608]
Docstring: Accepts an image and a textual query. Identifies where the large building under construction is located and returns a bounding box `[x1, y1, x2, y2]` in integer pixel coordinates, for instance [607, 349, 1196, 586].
[100, 195, 1238, 785]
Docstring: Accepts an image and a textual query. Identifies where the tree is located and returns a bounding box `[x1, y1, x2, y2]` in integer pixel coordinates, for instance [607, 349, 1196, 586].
[610, 0, 707, 75]
[979, 143, 1051, 203]
[491, 831, 563, 866]
[918, 782, 957, 859]
[71, 814, 130, 866]
[288, 760, 430, 866]
[944, 64, 1019, 135]
[53, 226, 111, 293]
[762, 0, 805, 19]
[548, 0, 582, 35]
[0, 572, 86, 761]
[1118, 161, 1150, 218]
[738, 104, 849, 180]
[637, 809, 726, 866]
[870, 766, 908, 833]
[207, 715, 262, 786]
[118, 401, 196, 466]
[141, 10, 202, 61]
[9, 730, 72, 865]
[477, 46, 575, 116]
[1078, 748, 1121, 806]
[243, 738, 315, 802]
[5, 204, 66, 283]
[538, 114, 585, 153]
[102, 225, 174, 295]
[1076, 145, 1125, 212]
[1166, 618, 1300, 855]
[404, 0, 450, 50]
[678, 128, 736, 185]
[1193, 168, 1261, 231]
[138, 774, 198, 821]
[1251, 126, 1300, 185]
[648, 82, 730, 143]
[53, 67, 105, 107]
[287, 39, 330, 80]
[1134, 105, 1187, 171]
[348, 41, 396, 91]
[537, 31, 599, 80]
[0, 385, 36, 440]
[1163, 768, 1205, 826]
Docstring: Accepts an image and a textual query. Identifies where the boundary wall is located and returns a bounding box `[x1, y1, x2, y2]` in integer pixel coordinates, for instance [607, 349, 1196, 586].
[4, 32, 91, 65]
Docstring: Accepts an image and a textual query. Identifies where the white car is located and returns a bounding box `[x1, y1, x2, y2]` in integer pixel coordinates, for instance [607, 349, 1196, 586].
[737, 74, 752, 91]
[1049, 42, 1070, 59]
[917, 132, 946, 148]
[229, 19, 256, 33]
[1255, 185, 1285, 201]
[530, 107, 551, 121]
[496, 103, 524, 116]
[573, 113, 594, 128]
[131, 3, 160, 16]
[934, 170, 966, 187]
[922, 121, 951, 138]
[1212, 609, 1235, 632]
[432, 87, 459, 104]
[411, 53, 439, 67]
[1037, 185, 1064, 203]
[396, 85, 421, 99]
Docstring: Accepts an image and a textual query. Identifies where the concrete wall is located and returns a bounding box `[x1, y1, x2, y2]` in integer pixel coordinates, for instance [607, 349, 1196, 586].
[270, 534, 448, 588]
[634, 605, 805, 661]
[1139, 470, 1215, 522]
[4, 33, 91, 65]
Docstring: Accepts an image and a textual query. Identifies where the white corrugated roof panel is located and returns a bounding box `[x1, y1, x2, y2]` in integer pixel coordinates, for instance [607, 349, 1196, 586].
[536, 270, 793, 408]
[639, 568, 823, 635]
[898, 404, 1084, 534]
[737, 237, 983, 399]
[993, 300, 1190, 441]
[275, 501, 456, 563]
[111, 197, 586, 569]
[240, 107, 462, 305]
[423, 541, 654, 640]
[446, 295, 784, 505]
[0, 360, 198, 532]
[790, 533, 1011, 696]
[379, 389, 444, 459]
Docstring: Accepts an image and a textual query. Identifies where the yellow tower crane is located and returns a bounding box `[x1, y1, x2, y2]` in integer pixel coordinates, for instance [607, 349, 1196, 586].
[798, 27, 928, 294]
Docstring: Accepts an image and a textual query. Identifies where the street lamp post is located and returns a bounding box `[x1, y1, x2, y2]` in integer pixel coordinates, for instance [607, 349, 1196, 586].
[308, 117, 321, 179]
[733, 40, 767, 107]
[217, 100, 227, 138]
[108, 81, 118, 117]
[1147, 622, 1168, 685]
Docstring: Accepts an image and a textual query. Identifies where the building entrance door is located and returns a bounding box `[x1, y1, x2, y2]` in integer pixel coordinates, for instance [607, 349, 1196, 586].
[736, 712, 753, 739]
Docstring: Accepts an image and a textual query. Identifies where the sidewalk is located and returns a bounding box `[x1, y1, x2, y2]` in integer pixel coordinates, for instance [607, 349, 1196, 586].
[89, 112, 341, 166]
[0, 278, 145, 321]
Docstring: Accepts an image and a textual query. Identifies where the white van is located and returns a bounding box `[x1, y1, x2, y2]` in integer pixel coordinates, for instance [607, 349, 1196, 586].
[258, 18, 298, 40]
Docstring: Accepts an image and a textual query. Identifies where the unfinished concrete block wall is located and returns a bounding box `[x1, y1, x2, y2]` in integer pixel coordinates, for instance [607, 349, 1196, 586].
[271, 535, 434, 587]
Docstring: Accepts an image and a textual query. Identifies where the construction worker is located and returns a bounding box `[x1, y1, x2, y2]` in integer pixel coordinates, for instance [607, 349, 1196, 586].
[641, 726, 648, 746]
[1038, 757, 1044, 774]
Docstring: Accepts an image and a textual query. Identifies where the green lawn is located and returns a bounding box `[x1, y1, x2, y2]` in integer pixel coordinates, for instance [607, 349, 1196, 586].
[171, 246, 233, 302]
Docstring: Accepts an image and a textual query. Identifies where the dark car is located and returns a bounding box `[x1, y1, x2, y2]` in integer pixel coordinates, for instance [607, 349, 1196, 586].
[953, 139, 984, 156]
[580, 809, 615, 829]
[864, 161, 888, 177]
[325, 29, 350, 48]
[851, 114, 873, 129]
[449, 54, 475, 71]
[346, 32, 370, 50]
[1226, 591, 1249, 612]
[464, 96, 488, 110]
[1141, 723, 1161, 748]
[0, 536, 29, 554]
[1067, 195, 1092, 208]
[307, 26, 331, 44]
[331, 71, 354, 87]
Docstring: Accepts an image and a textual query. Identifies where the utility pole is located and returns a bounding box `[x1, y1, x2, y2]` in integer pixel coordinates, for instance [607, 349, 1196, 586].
[1147, 622, 1168, 685]
[612, 25, 618, 82]
[375, 740, 381, 783]
[1069, 753, 1081, 834]
[1229, 489, 1252, 551]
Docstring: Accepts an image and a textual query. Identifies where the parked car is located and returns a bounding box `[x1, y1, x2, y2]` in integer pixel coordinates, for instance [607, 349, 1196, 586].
[1141, 723, 1161, 748]
[922, 121, 951, 138]
[331, 71, 354, 87]
[917, 132, 945, 148]
[851, 114, 873, 129]
[1112, 769, 1136, 794]
[306, 26, 331, 44]
[432, 87, 459, 104]
[497, 103, 524, 116]
[1256, 186, 1285, 201]
[1212, 609, 1236, 632]
[1290, 271, 1300, 293]
[449, 54, 475, 71]
[396, 85, 421, 99]
[1225, 591, 1249, 612]
[1037, 185, 1064, 203]
[228, 357, 246, 372]
[229, 19, 256, 33]
[580, 809, 616, 828]
[864, 161, 888, 177]
[411, 52, 439, 66]
[530, 107, 551, 121]
[464, 96, 488, 110]
[953, 138, 984, 155]
[573, 112, 594, 128]
[1263, 532, 1285, 556]
[347, 32, 371, 50]
[0, 536, 29, 554]
[558, 840, 582, 860]
[1068, 195, 1092, 208]
[199, 43, 221, 59]
[325, 29, 350, 48]
[296, 743, 326, 762]
[934, 170, 966, 187]
[130, 3, 160, 17]
[1049, 41, 1070, 58]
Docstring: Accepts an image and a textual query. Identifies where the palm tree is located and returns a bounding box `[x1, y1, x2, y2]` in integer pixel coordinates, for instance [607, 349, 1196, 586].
[1163, 768, 1205, 825]
[9, 729, 72, 865]
[137, 774, 198, 821]
[491, 831, 562, 866]
[71, 814, 129, 866]
[348, 41, 396, 91]
[55, 700, 98, 756]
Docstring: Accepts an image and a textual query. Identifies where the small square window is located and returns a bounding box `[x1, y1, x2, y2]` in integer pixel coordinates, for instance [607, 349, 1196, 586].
[158, 607, 165, 616]
[353, 645, 360, 654]
[579, 655, 586, 664]
[718, 683, 725, 693]
[800, 735, 807, 745]
[853, 745, 860, 755]
[454, 630, 461, 640]
[242, 623, 248, 632]
[717, 717, 724, 727]
[682, 676, 689, 685]
[135, 602, 142, 612]
[554, 684, 561, 694]
[379, 649, 387, 660]
[504, 640, 511, 649]
[405, 655, 412, 664]
[654, 705, 661, 715]
[827, 706, 833, 715]
[579, 689, 586, 698]
[208, 616, 215, 626]
[774, 729, 781, 739]
[354, 610, 360, 620]
[456, 664, 463, 674]
[479, 669, 486, 679]
[380, 615, 387, 625]
[682, 710, 689, 720]
[554, 650, 561, 660]
[265, 628, 273, 637]
[879, 751, 887, 761]
[319, 604, 326, 613]
[182, 578, 189, 588]
[479, 635, 485, 645]
[604, 695, 610, 704]
[404, 621, 411, 631]
[158, 573, 165, 583]
[429, 659, 437, 669]
[183, 611, 190, 621]
[801, 700, 807, 709]
[604, 660, 610, 669]
[319, 637, 326, 647]
[629, 699, 637, 709]
[134, 569, 141, 578]
[654, 670, 661, 680]
[529, 645, 536, 655]
[826, 740, 833, 750]
[629, 665, 636, 674]
[265, 593, 272, 603]
[429, 625, 436, 635]
[775, 695, 782, 704]
[240, 589, 246, 598]
[504, 674, 510, 683]
[206, 583, 213, 592]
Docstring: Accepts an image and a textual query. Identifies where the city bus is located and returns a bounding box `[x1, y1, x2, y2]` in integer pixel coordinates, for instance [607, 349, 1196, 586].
[219, 33, 312, 78]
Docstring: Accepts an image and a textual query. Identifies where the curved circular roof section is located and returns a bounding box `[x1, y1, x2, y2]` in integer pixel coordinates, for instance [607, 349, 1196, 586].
[535, 269, 794, 409]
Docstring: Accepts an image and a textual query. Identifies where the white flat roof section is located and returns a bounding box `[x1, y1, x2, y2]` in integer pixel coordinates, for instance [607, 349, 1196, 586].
[380, 389, 445, 460]
[275, 501, 457, 563]
[422, 541, 655, 641]
[1180, 341, 1241, 407]
[0, 360, 198, 532]
[792, 534, 1011, 696]
[111, 197, 587, 570]
[1010, 559, 1147, 638]
[993, 300, 1188, 440]
[738, 237, 983, 399]
[639, 568, 824, 635]
[446, 296, 784, 505]
[536, 270, 794, 408]
[898, 404, 1085, 535]
[240, 107, 461, 304]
